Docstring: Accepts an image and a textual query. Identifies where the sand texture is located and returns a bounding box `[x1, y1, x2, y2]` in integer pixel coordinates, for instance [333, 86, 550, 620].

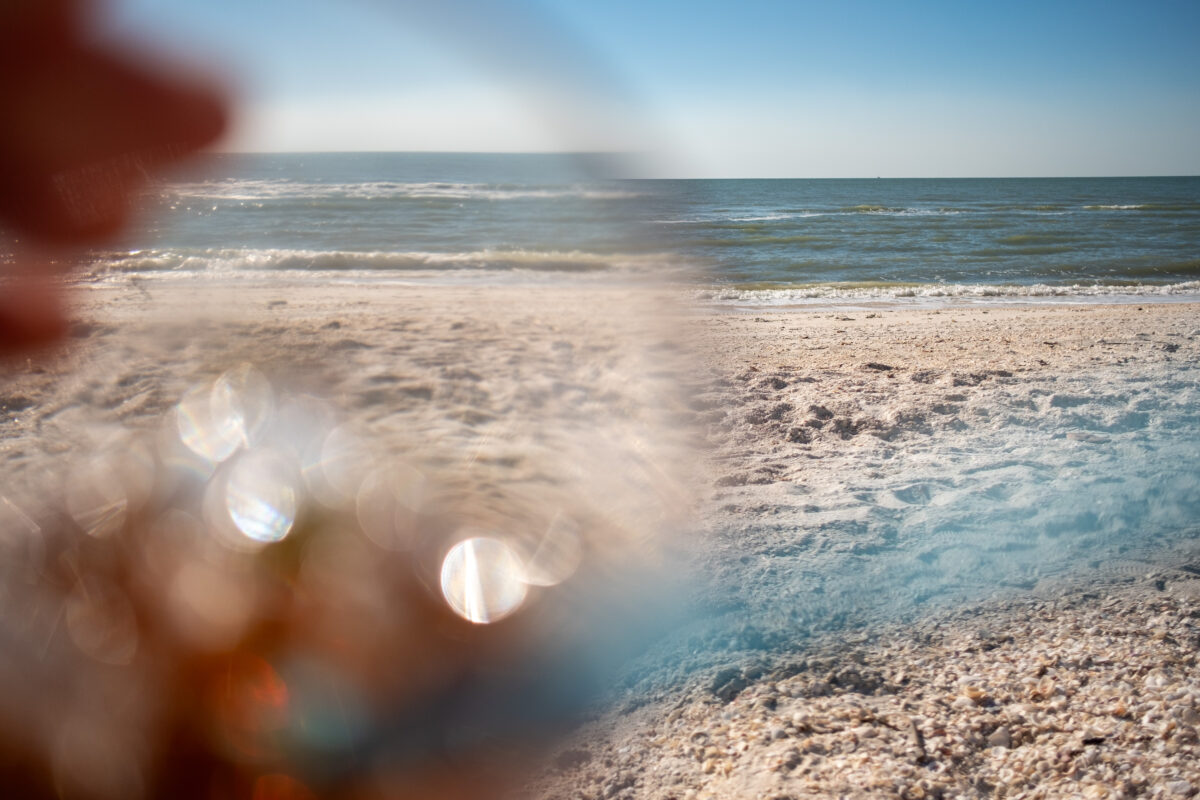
[532, 569, 1200, 800]
[1, 278, 694, 530]
[2, 281, 1200, 799]
[534, 301, 1200, 800]
[0, 277, 697, 799]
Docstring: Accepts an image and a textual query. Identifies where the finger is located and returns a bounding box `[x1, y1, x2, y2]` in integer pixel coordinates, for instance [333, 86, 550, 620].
[0, 272, 68, 355]
[0, 37, 227, 243]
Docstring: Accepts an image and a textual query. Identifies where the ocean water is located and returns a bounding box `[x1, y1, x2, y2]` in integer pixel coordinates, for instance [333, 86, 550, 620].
[648, 175, 1200, 303]
[93, 153, 1200, 304]
[101, 152, 660, 280]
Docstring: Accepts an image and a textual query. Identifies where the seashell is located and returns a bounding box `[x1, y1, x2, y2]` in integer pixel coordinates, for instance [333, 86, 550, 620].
[986, 726, 1012, 749]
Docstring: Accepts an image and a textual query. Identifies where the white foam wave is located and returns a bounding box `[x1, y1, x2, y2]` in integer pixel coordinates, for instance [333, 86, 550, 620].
[160, 179, 641, 202]
[727, 213, 794, 222]
[90, 247, 680, 276]
[654, 208, 964, 225]
[652, 211, 828, 224]
[855, 207, 963, 217]
[1083, 204, 1148, 210]
[696, 281, 1200, 305]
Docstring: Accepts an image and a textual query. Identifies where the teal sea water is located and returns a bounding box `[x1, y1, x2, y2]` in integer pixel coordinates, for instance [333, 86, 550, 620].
[95, 153, 1200, 304]
[647, 174, 1200, 302]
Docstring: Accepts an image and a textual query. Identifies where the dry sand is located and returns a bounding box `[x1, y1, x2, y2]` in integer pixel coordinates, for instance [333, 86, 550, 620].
[1, 277, 695, 527]
[2, 280, 1200, 799]
[535, 300, 1200, 800]
[0, 276, 697, 798]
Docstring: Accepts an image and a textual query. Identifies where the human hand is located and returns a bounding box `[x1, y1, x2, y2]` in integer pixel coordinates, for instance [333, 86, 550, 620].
[0, 0, 226, 353]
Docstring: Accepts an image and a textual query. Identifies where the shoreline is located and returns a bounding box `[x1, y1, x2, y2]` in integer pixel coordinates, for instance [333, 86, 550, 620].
[694, 287, 1200, 310]
[702, 292, 1200, 314]
[60, 269, 1200, 312]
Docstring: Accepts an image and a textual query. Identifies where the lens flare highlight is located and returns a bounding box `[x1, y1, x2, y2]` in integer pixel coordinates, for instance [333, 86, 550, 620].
[225, 450, 298, 544]
[213, 364, 275, 448]
[439, 536, 528, 624]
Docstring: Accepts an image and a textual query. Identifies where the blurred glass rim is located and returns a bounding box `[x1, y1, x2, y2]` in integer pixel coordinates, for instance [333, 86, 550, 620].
[98, 0, 668, 175]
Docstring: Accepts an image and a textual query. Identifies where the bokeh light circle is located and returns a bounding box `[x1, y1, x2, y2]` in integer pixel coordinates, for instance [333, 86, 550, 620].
[224, 449, 299, 544]
[439, 536, 528, 624]
[176, 383, 243, 465]
[212, 363, 275, 448]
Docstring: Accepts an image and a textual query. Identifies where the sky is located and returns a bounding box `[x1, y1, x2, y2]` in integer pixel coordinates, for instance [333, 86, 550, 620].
[107, 0, 1200, 177]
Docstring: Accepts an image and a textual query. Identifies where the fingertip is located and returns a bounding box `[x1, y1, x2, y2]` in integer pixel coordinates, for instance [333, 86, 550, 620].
[0, 277, 68, 356]
[176, 79, 230, 153]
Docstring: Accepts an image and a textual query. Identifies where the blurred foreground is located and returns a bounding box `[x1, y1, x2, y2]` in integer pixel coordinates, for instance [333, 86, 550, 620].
[0, 279, 697, 799]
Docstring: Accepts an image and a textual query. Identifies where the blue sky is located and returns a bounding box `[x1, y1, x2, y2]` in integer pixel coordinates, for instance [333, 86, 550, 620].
[109, 0, 1200, 177]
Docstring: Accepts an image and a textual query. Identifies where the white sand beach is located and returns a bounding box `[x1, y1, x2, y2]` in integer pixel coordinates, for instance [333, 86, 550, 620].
[536, 300, 1200, 800]
[2, 279, 1199, 799]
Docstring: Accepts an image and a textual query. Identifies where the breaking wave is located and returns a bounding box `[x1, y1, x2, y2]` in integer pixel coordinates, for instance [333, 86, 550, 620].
[161, 179, 642, 202]
[696, 280, 1200, 305]
[90, 247, 680, 276]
